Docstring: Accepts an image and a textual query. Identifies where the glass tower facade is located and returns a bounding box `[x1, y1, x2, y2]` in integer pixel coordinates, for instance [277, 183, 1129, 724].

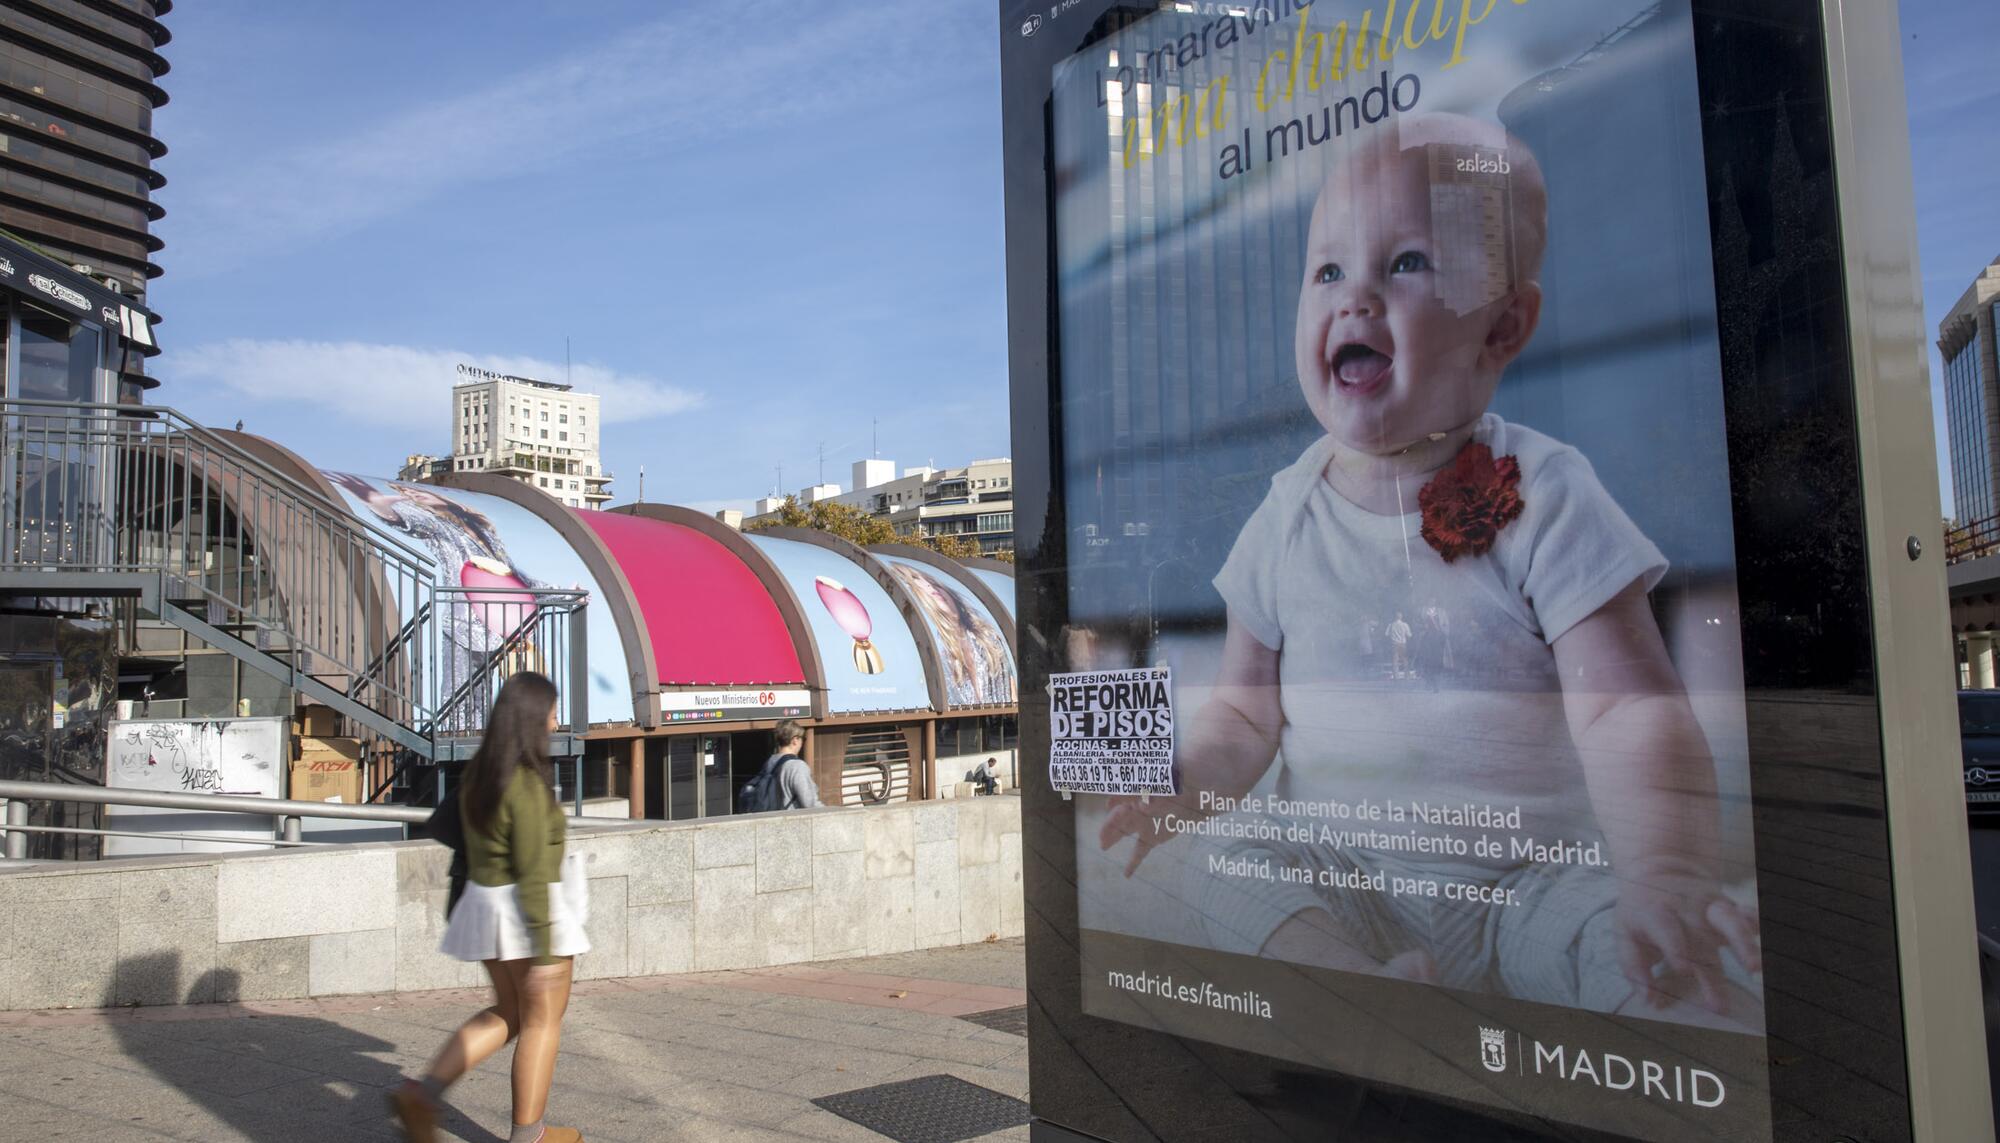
[1945, 324, 1993, 525]
[1937, 263, 2000, 528]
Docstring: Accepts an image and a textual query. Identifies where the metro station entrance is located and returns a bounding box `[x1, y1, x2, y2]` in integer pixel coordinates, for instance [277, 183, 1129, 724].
[640, 729, 776, 820]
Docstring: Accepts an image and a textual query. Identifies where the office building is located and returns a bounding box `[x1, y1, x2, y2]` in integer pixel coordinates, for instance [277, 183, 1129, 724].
[0, 0, 170, 358]
[396, 453, 448, 483]
[1941, 256, 2000, 527]
[442, 363, 612, 509]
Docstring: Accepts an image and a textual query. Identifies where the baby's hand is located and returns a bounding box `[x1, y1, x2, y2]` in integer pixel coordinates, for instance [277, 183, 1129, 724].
[1614, 857, 1761, 1014]
[1097, 793, 1200, 877]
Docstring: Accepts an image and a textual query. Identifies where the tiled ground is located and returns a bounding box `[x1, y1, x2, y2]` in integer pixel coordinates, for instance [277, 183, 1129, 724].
[0, 940, 1029, 1142]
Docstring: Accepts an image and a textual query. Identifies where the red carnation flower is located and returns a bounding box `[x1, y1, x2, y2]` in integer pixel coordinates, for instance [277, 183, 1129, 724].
[1417, 442, 1524, 563]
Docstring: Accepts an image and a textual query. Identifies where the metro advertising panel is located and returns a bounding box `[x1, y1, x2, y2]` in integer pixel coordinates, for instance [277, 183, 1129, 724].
[744, 535, 931, 715]
[1044, 2, 1774, 1138]
[877, 554, 1018, 708]
[321, 474, 635, 723]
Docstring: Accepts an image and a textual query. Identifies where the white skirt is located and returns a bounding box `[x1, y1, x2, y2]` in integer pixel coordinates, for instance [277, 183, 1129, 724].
[440, 853, 592, 962]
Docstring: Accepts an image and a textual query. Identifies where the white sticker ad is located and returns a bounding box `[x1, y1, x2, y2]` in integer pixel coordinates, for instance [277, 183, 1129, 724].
[1049, 667, 1175, 795]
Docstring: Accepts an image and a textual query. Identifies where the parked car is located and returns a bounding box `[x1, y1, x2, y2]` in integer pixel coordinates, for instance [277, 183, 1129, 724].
[1960, 690, 2000, 819]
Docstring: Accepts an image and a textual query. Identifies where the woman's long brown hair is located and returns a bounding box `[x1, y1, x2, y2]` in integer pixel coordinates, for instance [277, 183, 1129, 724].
[462, 671, 559, 831]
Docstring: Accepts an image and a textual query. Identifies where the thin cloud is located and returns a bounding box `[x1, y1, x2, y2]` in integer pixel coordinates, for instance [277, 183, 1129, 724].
[164, 1, 948, 276]
[162, 339, 701, 429]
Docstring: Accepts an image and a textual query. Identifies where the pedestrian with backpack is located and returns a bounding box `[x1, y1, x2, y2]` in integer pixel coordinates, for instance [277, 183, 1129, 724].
[737, 720, 821, 813]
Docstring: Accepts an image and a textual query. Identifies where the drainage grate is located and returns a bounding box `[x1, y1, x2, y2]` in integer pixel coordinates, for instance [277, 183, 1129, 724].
[959, 1005, 1028, 1037]
[812, 1074, 1031, 1143]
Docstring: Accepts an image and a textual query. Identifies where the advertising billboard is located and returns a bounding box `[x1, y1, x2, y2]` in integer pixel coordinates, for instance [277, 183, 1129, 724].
[320, 474, 634, 723]
[578, 510, 806, 689]
[967, 567, 1018, 621]
[877, 554, 1018, 708]
[1026, 1, 1817, 1138]
[744, 534, 931, 715]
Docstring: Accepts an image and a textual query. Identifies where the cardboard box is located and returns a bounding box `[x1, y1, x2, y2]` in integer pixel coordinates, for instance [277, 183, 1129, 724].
[296, 705, 339, 738]
[296, 735, 363, 763]
[290, 758, 363, 804]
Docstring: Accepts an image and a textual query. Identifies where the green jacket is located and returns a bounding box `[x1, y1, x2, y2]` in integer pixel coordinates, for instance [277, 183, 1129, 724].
[463, 765, 567, 964]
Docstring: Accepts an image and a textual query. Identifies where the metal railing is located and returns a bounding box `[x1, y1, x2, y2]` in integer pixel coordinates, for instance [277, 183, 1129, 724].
[1948, 514, 2000, 566]
[365, 587, 590, 804]
[0, 399, 438, 741]
[1, 400, 598, 833]
[429, 587, 588, 739]
[0, 778, 430, 858]
[0, 774, 637, 862]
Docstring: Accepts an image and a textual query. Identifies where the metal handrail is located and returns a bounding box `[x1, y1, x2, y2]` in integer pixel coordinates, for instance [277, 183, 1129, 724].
[428, 588, 588, 735]
[1948, 514, 2000, 565]
[366, 588, 590, 804]
[2, 823, 325, 848]
[1, 398, 440, 753]
[2, 399, 432, 567]
[350, 601, 432, 701]
[0, 779, 430, 822]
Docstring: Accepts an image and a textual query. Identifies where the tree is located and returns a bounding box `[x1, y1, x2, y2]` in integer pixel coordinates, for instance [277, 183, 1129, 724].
[988, 549, 1015, 564]
[917, 530, 980, 560]
[746, 496, 896, 546]
[750, 497, 1004, 563]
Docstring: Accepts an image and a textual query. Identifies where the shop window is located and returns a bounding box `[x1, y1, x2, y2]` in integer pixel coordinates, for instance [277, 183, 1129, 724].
[938, 715, 1017, 756]
[983, 714, 1019, 750]
[13, 311, 101, 403]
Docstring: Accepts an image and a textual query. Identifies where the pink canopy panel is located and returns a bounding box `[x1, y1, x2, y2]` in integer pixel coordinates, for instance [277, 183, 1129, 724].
[578, 511, 804, 686]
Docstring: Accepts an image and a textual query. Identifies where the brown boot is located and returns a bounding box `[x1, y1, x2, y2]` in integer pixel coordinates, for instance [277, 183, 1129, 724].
[387, 1081, 439, 1143]
[539, 1129, 583, 1142]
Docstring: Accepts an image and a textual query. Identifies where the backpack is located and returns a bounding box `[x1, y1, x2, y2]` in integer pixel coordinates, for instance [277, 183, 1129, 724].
[737, 754, 799, 814]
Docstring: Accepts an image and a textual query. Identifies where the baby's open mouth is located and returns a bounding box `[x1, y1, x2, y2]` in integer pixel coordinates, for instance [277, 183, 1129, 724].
[1333, 342, 1392, 389]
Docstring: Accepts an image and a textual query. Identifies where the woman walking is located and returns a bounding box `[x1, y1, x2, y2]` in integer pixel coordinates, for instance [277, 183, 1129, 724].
[391, 672, 590, 1143]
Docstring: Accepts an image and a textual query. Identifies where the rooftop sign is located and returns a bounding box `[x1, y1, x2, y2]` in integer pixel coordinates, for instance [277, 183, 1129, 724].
[455, 363, 571, 391]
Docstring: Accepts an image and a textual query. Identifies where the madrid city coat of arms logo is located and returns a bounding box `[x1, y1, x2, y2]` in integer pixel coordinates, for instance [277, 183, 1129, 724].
[1480, 1027, 1508, 1073]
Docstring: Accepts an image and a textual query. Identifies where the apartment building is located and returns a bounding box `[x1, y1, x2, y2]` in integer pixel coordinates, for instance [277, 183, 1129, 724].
[440, 364, 612, 508]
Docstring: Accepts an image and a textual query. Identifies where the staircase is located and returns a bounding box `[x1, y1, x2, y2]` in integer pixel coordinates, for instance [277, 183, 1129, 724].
[1, 398, 592, 803]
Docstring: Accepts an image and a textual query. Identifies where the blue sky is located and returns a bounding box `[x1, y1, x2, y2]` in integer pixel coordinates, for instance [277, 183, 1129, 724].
[1904, 0, 1999, 519]
[148, 2, 1993, 517]
[149, 0, 1006, 515]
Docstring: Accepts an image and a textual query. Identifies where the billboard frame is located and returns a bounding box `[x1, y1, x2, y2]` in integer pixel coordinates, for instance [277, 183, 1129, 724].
[997, 0, 1990, 1139]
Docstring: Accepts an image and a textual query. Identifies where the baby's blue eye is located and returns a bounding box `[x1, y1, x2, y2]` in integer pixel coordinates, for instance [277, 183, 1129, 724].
[1313, 263, 1342, 284]
[1389, 250, 1432, 274]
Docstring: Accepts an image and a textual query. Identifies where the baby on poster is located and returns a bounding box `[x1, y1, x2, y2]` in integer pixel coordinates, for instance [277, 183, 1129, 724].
[1100, 113, 1761, 1024]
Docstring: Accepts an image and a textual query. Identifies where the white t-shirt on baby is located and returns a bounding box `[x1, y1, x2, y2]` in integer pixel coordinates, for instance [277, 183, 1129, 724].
[1213, 414, 1667, 868]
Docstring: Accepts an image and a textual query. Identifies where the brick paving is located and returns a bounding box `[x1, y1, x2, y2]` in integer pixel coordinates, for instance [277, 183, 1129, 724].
[0, 940, 1029, 1142]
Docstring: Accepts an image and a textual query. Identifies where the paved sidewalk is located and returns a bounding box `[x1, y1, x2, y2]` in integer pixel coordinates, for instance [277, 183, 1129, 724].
[0, 939, 1030, 1142]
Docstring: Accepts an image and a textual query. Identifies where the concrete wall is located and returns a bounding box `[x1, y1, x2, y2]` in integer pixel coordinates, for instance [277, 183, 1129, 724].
[0, 795, 1022, 1010]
